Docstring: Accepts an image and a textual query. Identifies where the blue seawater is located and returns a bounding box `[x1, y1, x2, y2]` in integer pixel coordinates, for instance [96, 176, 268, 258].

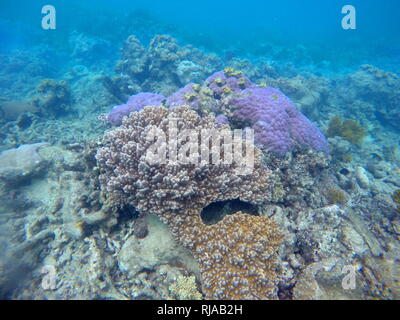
[0, 0, 399, 70]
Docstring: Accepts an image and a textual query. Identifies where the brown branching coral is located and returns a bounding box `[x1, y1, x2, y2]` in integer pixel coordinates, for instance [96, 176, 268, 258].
[96, 106, 282, 299]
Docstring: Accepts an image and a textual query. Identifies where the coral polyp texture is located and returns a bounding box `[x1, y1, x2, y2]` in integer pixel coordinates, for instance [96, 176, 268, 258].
[204, 70, 255, 98]
[106, 92, 165, 125]
[228, 87, 330, 155]
[96, 105, 282, 299]
[186, 213, 282, 299]
[106, 68, 329, 156]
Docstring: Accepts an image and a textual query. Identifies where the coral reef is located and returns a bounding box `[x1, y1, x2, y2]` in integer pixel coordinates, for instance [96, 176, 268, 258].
[106, 69, 329, 156]
[113, 35, 221, 96]
[343, 65, 400, 129]
[96, 106, 283, 299]
[1, 28, 400, 301]
[166, 69, 329, 155]
[317, 65, 400, 132]
[69, 31, 113, 66]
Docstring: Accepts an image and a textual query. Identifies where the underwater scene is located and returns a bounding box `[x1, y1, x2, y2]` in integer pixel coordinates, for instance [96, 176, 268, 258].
[0, 0, 399, 301]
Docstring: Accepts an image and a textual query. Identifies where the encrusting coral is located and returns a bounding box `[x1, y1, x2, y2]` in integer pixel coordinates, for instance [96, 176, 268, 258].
[96, 105, 283, 299]
[106, 92, 165, 125]
[186, 212, 282, 299]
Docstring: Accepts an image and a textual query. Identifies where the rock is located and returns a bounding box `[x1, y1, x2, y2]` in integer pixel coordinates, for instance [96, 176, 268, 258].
[293, 259, 365, 300]
[342, 224, 369, 255]
[0, 100, 39, 121]
[80, 209, 107, 225]
[133, 215, 149, 239]
[0, 143, 49, 185]
[65, 221, 86, 239]
[117, 214, 198, 278]
[392, 220, 400, 235]
[347, 212, 384, 257]
[355, 166, 370, 189]
[367, 161, 391, 179]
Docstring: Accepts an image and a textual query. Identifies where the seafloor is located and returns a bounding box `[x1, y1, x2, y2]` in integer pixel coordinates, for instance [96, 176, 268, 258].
[0, 33, 399, 300]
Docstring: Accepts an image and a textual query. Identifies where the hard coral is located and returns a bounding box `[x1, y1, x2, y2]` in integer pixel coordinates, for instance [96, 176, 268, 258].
[204, 70, 255, 98]
[327, 115, 366, 146]
[113, 34, 221, 96]
[97, 105, 272, 216]
[106, 92, 165, 125]
[169, 275, 202, 300]
[228, 87, 329, 155]
[326, 188, 347, 205]
[0, 99, 39, 121]
[96, 106, 282, 299]
[166, 71, 329, 156]
[166, 83, 201, 110]
[223, 67, 243, 78]
[188, 212, 282, 299]
[106, 70, 329, 157]
[166, 83, 218, 116]
[115, 35, 146, 78]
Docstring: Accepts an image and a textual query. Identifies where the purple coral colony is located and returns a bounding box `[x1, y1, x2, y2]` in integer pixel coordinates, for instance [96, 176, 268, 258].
[107, 69, 329, 156]
[1, 2, 400, 303]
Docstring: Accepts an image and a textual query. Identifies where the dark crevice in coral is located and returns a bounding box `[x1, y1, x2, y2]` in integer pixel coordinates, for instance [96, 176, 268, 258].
[109, 204, 138, 233]
[277, 283, 294, 300]
[200, 199, 259, 225]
